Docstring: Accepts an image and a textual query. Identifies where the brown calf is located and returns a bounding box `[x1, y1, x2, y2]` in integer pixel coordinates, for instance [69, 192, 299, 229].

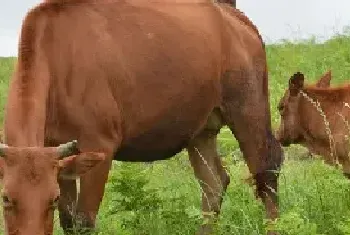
[2, 1, 283, 235]
[276, 70, 350, 178]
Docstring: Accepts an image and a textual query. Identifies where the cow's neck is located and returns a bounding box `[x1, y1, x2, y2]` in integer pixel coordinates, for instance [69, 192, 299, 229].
[298, 86, 350, 158]
[302, 85, 350, 104]
[3, 59, 50, 147]
[3, 15, 53, 147]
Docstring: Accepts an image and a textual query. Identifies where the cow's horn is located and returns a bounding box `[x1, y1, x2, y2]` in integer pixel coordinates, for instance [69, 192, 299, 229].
[0, 143, 8, 157]
[57, 140, 79, 158]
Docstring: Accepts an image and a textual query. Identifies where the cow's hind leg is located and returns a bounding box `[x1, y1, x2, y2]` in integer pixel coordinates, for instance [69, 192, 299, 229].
[220, 71, 283, 234]
[187, 123, 230, 235]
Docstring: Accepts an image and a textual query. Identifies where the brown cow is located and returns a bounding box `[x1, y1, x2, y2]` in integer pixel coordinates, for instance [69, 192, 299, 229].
[1, 1, 283, 235]
[275, 70, 350, 178]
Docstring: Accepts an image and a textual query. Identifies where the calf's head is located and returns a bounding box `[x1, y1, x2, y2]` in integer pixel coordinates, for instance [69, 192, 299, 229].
[275, 70, 332, 146]
[0, 140, 105, 235]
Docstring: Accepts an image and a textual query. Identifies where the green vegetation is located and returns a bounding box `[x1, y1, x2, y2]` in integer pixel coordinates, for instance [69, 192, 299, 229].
[1, 32, 350, 235]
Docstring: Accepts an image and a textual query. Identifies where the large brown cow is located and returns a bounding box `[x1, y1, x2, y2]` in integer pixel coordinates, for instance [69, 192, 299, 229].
[275, 70, 350, 178]
[0, 1, 283, 235]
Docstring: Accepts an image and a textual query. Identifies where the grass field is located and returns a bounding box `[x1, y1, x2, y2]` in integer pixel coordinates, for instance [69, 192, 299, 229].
[1, 33, 350, 235]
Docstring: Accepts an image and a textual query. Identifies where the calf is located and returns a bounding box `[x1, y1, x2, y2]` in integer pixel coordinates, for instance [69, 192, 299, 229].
[275, 70, 350, 178]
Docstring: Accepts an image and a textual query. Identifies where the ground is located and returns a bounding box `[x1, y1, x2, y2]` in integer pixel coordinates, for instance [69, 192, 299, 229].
[1, 33, 350, 235]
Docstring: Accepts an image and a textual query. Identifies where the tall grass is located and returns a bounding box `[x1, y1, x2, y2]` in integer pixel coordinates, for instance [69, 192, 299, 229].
[1, 33, 350, 234]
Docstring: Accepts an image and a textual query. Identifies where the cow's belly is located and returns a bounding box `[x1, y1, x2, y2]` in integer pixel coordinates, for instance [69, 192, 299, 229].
[114, 96, 217, 162]
[115, 137, 189, 162]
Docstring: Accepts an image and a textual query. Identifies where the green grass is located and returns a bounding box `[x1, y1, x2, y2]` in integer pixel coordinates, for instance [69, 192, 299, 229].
[1, 32, 350, 235]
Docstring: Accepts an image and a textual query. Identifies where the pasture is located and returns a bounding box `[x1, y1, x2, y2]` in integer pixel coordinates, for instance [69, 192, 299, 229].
[1, 33, 350, 235]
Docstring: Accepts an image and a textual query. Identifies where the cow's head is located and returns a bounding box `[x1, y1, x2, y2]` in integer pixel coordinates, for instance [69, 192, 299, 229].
[0, 140, 105, 235]
[275, 70, 332, 146]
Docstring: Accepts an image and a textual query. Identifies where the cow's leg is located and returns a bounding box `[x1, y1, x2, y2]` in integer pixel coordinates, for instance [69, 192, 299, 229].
[73, 155, 113, 232]
[58, 179, 77, 234]
[222, 108, 282, 234]
[59, 154, 113, 234]
[45, 139, 78, 234]
[187, 129, 230, 235]
[342, 160, 350, 180]
[220, 71, 283, 235]
[214, 152, 230, 194]
[334, 141, 350, 180]
[314, 145, 337, 166]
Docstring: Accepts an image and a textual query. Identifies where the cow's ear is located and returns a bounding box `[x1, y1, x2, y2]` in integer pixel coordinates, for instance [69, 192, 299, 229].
[58, 152, 105, 180]
[289, 72, 304, 96]
[315, 70, 331, 88]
